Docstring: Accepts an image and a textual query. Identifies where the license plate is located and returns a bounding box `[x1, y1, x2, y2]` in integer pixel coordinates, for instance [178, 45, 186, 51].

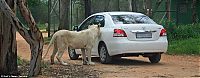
[136, 32, 152, 38]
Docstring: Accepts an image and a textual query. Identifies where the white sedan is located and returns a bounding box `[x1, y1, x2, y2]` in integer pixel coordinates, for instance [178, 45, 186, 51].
[68, 12, 168, 64]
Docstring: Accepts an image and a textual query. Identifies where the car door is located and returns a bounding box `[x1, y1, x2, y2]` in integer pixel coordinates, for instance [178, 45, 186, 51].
[75, 15, 105, 56]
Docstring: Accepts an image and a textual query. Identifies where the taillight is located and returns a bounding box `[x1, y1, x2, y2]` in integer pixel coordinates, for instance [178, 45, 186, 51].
[160, 29, 167, 36]
[113, 29, 127, 37]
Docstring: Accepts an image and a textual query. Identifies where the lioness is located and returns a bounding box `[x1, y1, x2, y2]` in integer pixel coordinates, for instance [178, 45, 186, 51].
[43, 25, 100, 65]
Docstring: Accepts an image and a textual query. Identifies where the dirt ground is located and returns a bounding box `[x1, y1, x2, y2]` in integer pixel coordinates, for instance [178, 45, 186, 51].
[17, 32, 200, 78]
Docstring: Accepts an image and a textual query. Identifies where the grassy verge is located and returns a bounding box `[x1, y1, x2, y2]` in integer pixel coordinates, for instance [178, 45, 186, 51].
[165, 23, 200, 55]
[167, 38, 200, 55]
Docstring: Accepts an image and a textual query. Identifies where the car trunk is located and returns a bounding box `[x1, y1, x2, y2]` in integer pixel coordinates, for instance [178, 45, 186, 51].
[119, 24, 163, 41]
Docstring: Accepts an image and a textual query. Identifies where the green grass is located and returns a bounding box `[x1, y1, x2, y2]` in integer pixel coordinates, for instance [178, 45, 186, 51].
[167, 38, 200, 55]
[17, 56, 29, 65]
[164, 23, 200, 55]
[17, 56, 23, 65]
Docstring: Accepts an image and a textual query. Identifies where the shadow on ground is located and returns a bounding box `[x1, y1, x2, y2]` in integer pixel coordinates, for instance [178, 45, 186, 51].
[75, 57, 164, 66]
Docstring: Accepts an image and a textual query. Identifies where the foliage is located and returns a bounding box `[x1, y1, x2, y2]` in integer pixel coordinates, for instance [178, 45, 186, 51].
[164, 22, 200, 55]
[162, 20, 200, 41]
[37, 23, 47, 32]
[17, 56, 28, 65]
[28, 0, 48, 23]
[17, 0, 48, 24]
[172, 24, 200, 39]
[17, 56, 23, 65]
[167, 38, 200, 55]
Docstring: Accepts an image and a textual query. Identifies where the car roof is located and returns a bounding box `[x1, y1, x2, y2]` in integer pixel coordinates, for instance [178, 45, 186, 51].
[92, 11, 144, 16]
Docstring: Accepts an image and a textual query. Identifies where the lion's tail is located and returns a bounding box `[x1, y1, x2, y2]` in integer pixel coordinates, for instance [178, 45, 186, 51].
[42, 34, 57, 59]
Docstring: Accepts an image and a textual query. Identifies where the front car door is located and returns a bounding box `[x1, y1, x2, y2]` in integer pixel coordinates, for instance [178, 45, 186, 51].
[75, 15, 105, 56]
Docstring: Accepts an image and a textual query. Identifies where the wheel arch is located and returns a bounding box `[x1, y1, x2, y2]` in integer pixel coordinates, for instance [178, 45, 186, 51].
[98, 41, 106, 55]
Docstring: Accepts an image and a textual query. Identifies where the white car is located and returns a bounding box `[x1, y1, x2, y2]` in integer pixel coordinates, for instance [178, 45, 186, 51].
[68, 12, 168, 64]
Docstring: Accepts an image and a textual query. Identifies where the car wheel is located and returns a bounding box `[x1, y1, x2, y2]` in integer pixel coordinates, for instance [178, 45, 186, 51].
[98, 43, 112, 64]
[68, 48, 79, 60]
[148, 53, 161, 63]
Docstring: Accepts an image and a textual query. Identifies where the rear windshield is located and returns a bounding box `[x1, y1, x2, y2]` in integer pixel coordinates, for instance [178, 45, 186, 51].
[111, 15, 156, 24]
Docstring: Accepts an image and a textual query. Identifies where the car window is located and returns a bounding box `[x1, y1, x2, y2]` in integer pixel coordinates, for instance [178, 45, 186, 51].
[111, 15, 156, 24]
[79, 15, 105, 30]
[79, 16, 95, 30]
[93, 15, 105, 27]
[134, 15, 156, 24]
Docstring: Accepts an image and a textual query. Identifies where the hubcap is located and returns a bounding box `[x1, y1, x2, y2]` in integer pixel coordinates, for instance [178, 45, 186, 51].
[100, 46, 106, 61]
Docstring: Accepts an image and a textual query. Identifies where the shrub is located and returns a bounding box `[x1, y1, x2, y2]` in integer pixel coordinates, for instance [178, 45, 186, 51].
[165, 23, 200, 41]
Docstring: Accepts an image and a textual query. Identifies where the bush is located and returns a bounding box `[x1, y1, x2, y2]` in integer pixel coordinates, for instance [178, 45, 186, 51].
[162, 22, 200, 55]
[37, 23, 47, 30]
[165, 23, 200, 41]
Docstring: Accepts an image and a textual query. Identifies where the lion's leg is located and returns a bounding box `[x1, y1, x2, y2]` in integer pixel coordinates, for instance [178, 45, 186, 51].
[86, 48, 95, 65]
[50, 47, 58, 65]
[81, 48, 87, 65]
[56, 48, 68, 66]
[50, 40, 58, 65]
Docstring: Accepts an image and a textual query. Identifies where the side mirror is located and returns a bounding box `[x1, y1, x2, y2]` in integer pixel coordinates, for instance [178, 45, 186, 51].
[72, 25, 78, 31]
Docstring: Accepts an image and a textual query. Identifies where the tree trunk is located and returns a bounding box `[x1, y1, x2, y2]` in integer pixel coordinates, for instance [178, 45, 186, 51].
[192, 0, 197, 24]
[146, 0, 152, 17]
[0, 0, 44, 76]
[104, 0, 110, 12]
[128, 0, 132, 11]
[117, 0, 120, 11]
[59, 0, 70, 30]
[17, 0, 44, 76]
[166, 0, 170, 21]
[0, 0, 18, 75]
[84, 0, 91, 18]
[131, 0, 137, 12]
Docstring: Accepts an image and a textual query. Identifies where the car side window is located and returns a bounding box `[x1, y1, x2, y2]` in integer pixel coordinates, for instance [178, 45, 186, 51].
[93, 15, 105, 27]
[79, 16, 95, 30]
[79, 15, 105, 31]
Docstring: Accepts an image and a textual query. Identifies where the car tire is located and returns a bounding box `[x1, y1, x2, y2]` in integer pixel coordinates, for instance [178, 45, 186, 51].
[148, 53, 161, 63]
[98, 43, 112, 64]
[68, 48, 79, 60]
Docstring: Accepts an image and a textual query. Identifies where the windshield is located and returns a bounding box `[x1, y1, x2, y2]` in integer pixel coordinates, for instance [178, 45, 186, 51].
[111, 15, 156, 24]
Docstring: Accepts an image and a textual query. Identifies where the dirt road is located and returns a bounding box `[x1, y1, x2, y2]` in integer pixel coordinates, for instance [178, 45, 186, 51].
[17, 32, 200, 78]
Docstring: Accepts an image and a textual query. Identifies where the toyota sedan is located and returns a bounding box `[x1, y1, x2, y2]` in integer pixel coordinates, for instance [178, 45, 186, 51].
[68, 12, 168, 64]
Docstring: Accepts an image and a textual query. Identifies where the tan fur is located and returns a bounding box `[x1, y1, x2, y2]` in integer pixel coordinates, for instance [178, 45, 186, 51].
[43, 25, 100, 65]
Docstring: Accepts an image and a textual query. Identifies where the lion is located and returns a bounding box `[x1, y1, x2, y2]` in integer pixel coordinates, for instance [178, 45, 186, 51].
[43, 25, 100, 65]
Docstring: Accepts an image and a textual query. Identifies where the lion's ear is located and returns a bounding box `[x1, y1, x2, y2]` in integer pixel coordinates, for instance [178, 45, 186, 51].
[97, 25, 100, 30]
[97, 24, 100, 27]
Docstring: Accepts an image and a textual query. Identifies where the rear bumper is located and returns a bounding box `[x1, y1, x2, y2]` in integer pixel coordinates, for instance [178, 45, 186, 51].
[107, 37, 168, 56]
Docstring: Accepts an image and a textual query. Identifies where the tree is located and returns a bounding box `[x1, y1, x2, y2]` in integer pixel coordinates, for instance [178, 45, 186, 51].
[145, 0, 152, 17]
[152, 0, 163, 17]
[0, 0, 18, 75]
[59, 0, 70, 30]
[117, 0, 120, 11]
[28, 0, 48, 23]
[131, 0, 137, 12]
[84, 0, 91, 18]
[192, 0, 197, 24]
[0, 0, 44, 76]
